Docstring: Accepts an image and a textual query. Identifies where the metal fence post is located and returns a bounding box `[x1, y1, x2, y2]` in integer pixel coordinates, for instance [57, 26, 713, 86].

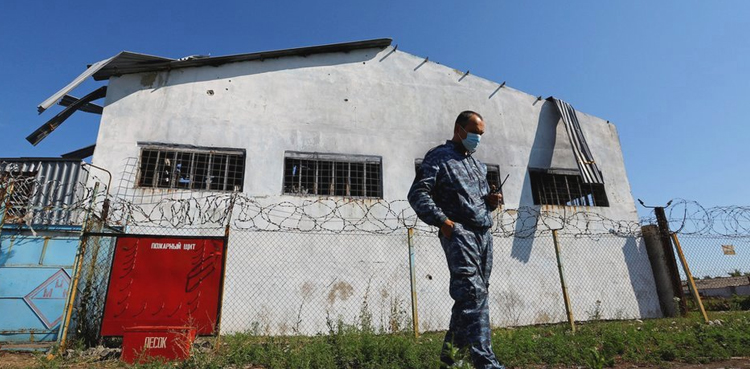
[552, 229, 575, 333]
[671, 233, 709, 323]
[57, 182, 99, 350]
[216, 192, 237, 342]
[407, 227, 419, 338]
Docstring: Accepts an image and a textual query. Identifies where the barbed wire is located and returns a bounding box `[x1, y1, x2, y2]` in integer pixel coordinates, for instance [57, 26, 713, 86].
[1, 174, 639, 237]
[640, 198, 750, 237]
[3, 173, 747, 238]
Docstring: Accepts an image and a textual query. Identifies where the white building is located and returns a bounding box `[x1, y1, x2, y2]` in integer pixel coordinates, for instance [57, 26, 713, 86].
[36, 38, 661, 335]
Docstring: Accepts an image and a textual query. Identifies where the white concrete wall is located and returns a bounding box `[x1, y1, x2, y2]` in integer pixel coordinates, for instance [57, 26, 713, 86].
[91, 45, 660, 334]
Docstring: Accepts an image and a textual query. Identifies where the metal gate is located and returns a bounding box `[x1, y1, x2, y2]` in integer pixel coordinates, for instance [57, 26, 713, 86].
[0, 225, 80, 343]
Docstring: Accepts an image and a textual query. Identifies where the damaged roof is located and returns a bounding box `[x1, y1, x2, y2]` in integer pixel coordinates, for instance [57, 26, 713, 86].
[31, 38, 392, 146]
[37, 38, 392, 113]
[92, 38, 392, 81]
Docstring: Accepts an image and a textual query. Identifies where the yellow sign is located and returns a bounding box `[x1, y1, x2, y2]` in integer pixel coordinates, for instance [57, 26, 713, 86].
[722, 245, 736, 255]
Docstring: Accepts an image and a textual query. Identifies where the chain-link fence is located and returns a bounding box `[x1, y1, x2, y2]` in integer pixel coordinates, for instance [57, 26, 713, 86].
[3, 168, 749, 344]
[214, 228, 664, 336]
[673, 234, 750, 312]
[222, 230, 412, 335]
[65, 217, 120, 345]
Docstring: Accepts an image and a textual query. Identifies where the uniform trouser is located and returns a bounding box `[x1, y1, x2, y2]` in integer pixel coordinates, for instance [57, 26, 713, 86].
[439, 223, 503, 369]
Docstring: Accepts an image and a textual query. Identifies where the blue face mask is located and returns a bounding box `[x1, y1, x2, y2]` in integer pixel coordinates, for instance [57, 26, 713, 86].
[460, 126, 481, 153]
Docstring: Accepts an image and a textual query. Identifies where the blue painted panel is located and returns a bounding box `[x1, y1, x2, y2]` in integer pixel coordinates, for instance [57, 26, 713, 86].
[0, 230, 80, 344]
[0, 240, 9, 266]
[0, 300, 49, 330]
[0, 236, 45, 265]
[41, 238, 78, 266]
[0, 268, 71, 296]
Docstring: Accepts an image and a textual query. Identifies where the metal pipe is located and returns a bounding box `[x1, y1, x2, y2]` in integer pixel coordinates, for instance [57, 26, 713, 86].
[671, 233, 709, 323]
[215, 191, 238, 346]
[407, 228, 419, 338]
[552, 229, 575, 333]
[81, 162, 112, 198]
[57, 182, 99, 351]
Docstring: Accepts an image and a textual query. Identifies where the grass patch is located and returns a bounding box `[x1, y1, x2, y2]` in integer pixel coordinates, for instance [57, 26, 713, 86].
[34, 311, 750, 369]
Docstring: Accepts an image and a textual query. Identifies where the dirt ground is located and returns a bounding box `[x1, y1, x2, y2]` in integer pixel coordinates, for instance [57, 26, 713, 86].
[0, 352, 41, 369]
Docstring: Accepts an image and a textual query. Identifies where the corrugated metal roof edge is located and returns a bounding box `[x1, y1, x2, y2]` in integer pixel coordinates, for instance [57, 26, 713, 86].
[0, 157, 84, 163]
[92, 38, 393, 81]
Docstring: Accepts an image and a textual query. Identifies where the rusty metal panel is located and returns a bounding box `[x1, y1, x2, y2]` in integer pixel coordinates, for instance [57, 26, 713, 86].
[27, 87, 107, 146]
[0, 159, 89, 226]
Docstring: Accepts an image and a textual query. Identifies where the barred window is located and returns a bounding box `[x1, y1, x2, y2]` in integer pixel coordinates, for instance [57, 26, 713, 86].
[284, 152, 382, 198]
[529, 168, 608, 207]
[138, 144, 245, 191]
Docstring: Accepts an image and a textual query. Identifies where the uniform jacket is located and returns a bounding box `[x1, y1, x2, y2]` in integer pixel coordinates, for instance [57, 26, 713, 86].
[408, 140, 496, 230]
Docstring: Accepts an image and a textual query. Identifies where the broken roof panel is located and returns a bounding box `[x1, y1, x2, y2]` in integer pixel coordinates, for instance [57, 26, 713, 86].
[59, 95, 103, 115]
[37, 52, 173, 113]
[61, 144, 96, 159]
[28, 86, 108, 145]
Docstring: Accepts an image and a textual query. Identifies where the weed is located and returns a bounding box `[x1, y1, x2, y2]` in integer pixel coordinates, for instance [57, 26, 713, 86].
[441, 342, 474, 369]
[587, 300, 603, 321]
[35, 311, 750, 369]
[585, 347, 614, 369]
[387, 295, 410, 333]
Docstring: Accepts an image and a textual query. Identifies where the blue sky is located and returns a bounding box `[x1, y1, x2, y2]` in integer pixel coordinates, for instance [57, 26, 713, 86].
[1, 0, 748, 210]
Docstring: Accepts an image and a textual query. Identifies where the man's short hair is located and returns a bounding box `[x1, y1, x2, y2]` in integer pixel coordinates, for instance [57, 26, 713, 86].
[455, 111, 483, 128]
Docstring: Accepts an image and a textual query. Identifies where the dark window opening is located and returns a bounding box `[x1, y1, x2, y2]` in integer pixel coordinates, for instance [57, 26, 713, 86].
[138, 146, 244, 192]
[284, 153, 382, 198]
[529, 169, 608, 207]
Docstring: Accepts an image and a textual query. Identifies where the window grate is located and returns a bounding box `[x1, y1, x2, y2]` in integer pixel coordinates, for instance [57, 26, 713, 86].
[284, 153, 382, 198]
[138, 146, 244, 192]
[529, 169, 608, 207]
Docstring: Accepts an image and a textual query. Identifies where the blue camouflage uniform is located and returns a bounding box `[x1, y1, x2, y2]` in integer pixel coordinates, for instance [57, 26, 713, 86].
[408, 140, 503, 369]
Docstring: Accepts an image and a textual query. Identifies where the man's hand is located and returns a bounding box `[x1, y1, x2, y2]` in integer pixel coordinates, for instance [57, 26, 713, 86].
[485, 193, 503, 208]
[440, 219, 455, 238]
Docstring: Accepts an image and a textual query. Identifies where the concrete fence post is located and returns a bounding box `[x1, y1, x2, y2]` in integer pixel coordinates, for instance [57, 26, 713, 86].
[654, 207, 688, 315]
[642, 225, 679, 317]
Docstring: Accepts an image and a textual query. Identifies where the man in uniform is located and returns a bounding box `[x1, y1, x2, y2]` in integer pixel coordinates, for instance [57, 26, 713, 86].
[408, 111, 504, 369]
